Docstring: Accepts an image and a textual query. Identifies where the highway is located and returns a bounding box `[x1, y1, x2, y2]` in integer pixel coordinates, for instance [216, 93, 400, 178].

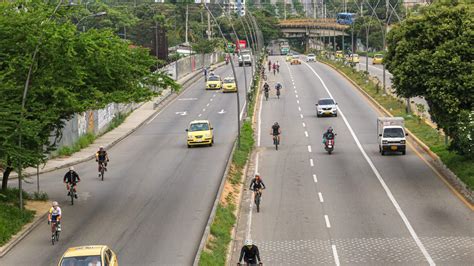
[1, 61, 251, 265]
[231, 56, 473, 265]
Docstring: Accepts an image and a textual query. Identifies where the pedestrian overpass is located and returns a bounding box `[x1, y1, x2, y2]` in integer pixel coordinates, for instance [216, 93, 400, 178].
[279, 18, 349, 38]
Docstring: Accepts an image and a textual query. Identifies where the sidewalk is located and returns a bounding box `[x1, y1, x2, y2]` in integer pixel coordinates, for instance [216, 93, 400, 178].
[6, 66, 207, 180]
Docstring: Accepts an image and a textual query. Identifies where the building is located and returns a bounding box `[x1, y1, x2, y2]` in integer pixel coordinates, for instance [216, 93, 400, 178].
[228, 0, 246, 16]
[403, 0, 431, 7]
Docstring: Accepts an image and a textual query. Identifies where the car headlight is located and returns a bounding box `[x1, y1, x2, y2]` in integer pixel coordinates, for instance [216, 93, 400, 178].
[400, 140, 405, 144]
[382, 140, 388, 144]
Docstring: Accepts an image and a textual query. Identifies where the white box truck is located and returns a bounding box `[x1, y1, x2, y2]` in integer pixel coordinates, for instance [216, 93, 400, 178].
[377, 117, 408, 155]
[238, 49, 252, 67]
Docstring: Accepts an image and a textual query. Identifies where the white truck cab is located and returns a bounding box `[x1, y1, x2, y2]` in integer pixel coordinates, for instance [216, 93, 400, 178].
[377, 117, 408, 155]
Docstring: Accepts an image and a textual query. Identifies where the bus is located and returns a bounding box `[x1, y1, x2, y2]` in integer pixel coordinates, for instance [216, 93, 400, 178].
[336, 13, 355, 25]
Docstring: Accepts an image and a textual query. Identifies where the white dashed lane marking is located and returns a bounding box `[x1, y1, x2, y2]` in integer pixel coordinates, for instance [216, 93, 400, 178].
[305, 131, 309, 137]
[297, 100, 300, 104]
[310, 159, 314, 167]
[198, 114, 202, 117]
[202, 108, 206, 112]
[302, 122, 306, 127]
[296, 94, 299, 98]
[332, 245, 340, 266]
[206, 103, 210, 107]
[307, 145, 312, 153]
[324, 215, 331, 228]
[318, 192, 324, 203]
[313, 174, 318, 183]
[300, 114, 304, 119]
[298, 106, 301, 112]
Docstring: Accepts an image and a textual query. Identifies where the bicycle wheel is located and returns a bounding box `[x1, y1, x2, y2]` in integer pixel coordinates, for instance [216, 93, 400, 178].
[55, 230, 60, 242]
[255, 193, 261, 213]
[274, 137, 278, 150]
[70, 190, 74, 205]
[52, 233, 55, 245]
[101, 167, 105, 181]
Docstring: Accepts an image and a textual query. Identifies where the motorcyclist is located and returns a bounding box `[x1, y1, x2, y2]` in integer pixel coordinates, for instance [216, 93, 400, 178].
[322, 127, 336, 145]
[238, 239, 262, 265]
[64, 166, 80, 198]
[270, 122, 281, 144]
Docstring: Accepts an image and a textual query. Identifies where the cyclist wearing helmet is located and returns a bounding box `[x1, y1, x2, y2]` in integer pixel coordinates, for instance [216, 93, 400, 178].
[95, 146, 109, 173]
[238, 239, 262, 265]
[48, 201, 62, 231]
[263, 82, 270, 93]
[322, 126, 336, 144]
[63, 166, 80, 198]
[270, 122, 281, 144]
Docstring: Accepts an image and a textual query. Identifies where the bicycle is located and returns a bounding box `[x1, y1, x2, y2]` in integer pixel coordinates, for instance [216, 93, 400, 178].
[69, 184, 76, 205]
[98, 161, 106, 181]
[254, 188, 263, 213]
[264, 90, 269, 101]
[273, 135, 280, 150]
[50, 220, 60, 245]
[273, 68, 276, 75]
[276, 88, 280, 99]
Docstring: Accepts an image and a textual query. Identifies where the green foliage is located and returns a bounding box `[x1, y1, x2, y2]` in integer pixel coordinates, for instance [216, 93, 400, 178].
[31, 191, 49, 201]
[0, 1, 177, 185]
[385, 0, 473, 157]
[0, 204, 35, 246]
[56, 133, 96, 157]
[192, 39, 219, 54]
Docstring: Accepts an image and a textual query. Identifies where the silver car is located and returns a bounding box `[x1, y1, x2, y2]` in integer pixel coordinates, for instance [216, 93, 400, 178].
[316, 98, 338, 117]
[306, 53, 316, 62]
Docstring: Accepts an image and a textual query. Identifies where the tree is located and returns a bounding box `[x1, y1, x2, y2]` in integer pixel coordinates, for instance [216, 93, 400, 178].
[0, 1, 179, 191]
[385, 0, 473, 157]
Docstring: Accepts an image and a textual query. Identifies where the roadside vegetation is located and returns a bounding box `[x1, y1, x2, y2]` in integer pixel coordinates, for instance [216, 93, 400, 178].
[319, 57, 473, 191]
[0, 188, 36, 246]
[199, 57, 263, 265]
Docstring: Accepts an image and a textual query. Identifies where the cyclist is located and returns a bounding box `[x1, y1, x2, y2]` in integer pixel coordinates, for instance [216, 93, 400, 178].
[64, 166, 80, 198]
[203, 67, 208, 81]
[267, 60, 272, 71]
[270, 122, 281, 144]
[48, 201, 62, 231]
[95, 146, 110, 175]
[263, 82, 270, 99]
[275, 82, 282, 98]
[238, 239, 262, 265]
[250, 174, 266, 195]
[272, 63, 277, 75]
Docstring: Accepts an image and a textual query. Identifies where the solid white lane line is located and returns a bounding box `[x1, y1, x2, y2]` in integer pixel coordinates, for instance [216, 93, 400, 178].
[302, 122, 306, 127]
[318, 192, 324, 202]
[298, 106, 302, 112]
[257, 91, 263, 147]
[313, 174, 318, 183]
[304, 62, 435, 266]
[308, 145, 312, 153]
[206, 103, 210, 107]
[324, 215, 331, 228]
[297, 100, 300, 104]
[300, 114, 304, 119]
[239, 99, 247, 121]
[310, 159, 314, 167]
[332, 245, 341, 266]
[305, 131, 309, 137]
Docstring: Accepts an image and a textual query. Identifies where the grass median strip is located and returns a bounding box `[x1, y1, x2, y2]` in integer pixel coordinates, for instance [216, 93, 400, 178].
[321, 58, 473, 191]
[0, 188, 35, 247]
[199, 60, 263, 265]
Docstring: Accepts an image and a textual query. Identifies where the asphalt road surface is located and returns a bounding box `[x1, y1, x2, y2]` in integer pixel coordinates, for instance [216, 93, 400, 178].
[231, 56, 473, 265]
[1, 60, 252, 265]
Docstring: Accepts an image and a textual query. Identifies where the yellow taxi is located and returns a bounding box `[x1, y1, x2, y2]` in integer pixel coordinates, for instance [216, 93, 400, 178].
[348, 53, 360, 63]
[290, 55, 301, 65]
[186, 120, 214, 147]
[206, 74, 222, 90]
[373, 53, 384, 64]
[222, 77, 237, 93]
[335, 50, 344, 59]
[58, 245, 118, 266]
[285, 53, 293, 62]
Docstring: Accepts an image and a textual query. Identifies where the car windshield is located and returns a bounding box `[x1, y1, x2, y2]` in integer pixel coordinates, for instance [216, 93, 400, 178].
[61, 255, 101, 266]
[190, 123, 209, 132]
[223, 79, 234, 84]
[318, 99, 335, 105]
[374, 54, 383, 59]
[208, 76, 219, 81]
[292, 55, 299, 59]
[308, 54, 315, 57]
[383, 128, 405, 138]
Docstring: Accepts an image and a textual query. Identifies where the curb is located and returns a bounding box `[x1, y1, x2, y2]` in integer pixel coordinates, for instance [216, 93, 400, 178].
[0, 211, 48, 258]
[320, 60, 474, 207]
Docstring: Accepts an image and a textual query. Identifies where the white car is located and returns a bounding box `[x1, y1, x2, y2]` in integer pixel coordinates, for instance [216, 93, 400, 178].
[306, 53, 316, 62]
[316, 98, 338, 117]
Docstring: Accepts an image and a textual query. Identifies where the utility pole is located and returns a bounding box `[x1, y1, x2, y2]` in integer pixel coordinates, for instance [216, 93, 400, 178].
[284, 0, 287, 20]
[382, 0, 389, 94]
[185, 4, 189, 44]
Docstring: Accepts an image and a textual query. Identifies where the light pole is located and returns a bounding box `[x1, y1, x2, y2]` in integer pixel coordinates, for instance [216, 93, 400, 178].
[204, 4, 242, 148]
[76, 11, 107, 32]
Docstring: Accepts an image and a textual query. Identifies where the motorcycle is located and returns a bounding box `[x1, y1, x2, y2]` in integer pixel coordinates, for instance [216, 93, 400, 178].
[325, 138, 335, 154]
